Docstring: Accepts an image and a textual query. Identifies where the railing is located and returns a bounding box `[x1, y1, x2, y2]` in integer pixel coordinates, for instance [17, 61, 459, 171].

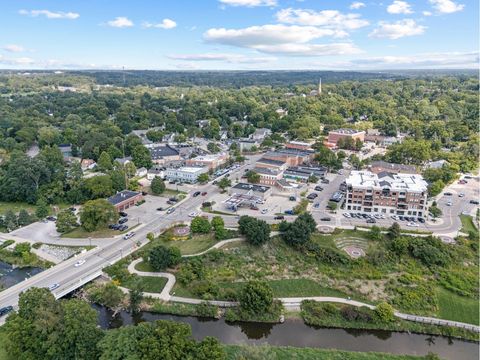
[54, 269, 103, 299]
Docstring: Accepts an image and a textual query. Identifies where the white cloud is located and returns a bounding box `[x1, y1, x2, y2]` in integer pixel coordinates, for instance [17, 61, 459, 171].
[219, 0, 277, 7]
[251, 43, 362, 56]
[429, 0, 464, 13]
[423, 11, 433, 16]
[168, 53, 276, 63]
[19, 9, 79, 19]
[387, 1, 413, 14]
[369, 19, 426, 39]
[349, 52, 478, 68]
[350, 2, 366, 9]
[107, 17, 134, 28]
[143, 19, 177, 29]
[275, 8, 369, 30]
[3, 44, 25, 53]
[0, 55, 35, 65]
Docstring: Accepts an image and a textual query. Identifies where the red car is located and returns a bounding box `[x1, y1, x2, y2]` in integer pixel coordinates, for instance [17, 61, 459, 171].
[458, 180, 467, 184]
[201, 192, 207, 196]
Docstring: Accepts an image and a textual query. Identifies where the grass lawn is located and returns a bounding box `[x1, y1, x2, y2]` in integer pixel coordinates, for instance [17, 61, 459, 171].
[152, 233, 222, 255]
[124, 276, 167, 293]
[62, 224, 139, 238]
[437, 288, 479, 325]
[460, 214, 477, 234]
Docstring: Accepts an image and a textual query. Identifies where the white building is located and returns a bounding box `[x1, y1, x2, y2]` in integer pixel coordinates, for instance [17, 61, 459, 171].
[165, 166, 208, 183]
[345, 171, 428, 217]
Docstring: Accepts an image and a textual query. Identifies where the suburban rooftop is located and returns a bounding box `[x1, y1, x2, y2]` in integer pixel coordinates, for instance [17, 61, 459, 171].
[232, 182, 271, 193]
[107, 190, 141, 205]
[346, 170, 428, 192]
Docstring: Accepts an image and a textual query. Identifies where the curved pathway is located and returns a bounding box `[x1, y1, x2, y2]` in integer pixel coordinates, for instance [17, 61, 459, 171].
[182, 237, 245, 258]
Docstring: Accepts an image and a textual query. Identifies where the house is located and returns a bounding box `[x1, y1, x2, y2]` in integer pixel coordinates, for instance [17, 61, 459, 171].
[136, 167, 148, 178]
[165, 166, 209, 183]
[327, 129, 365, 148]
[425, 159, 448, 169]
[196, 120, 210, 128]
[250, 128, 272, 141]
[345, 170, 428, 218]
[275, 108, 288, 118]
[114, 157, 132, 166]
[185, 153, 229, 170]
[58, 144, 72, 159]
[147, 167, 164, 180]
[81, 159, 96, 171]
[162, 133, 176, 143]
[368, 161, 417, 175]
[148, 145, 181, 165]
[107, 190, 143, 212]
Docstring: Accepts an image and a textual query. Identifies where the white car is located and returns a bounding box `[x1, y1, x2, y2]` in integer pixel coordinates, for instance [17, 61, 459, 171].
[188, 212, 198, 217]
[343, 213, 351, 218]
[446, 201, 453, 206]
[48, 283, 60, 291]
[74, 259, 86, 267]
[123, 231, 135, 240]
[458, 193, 465, 198]
[261, 209, 268, 214]
[407, 222, 419, 227]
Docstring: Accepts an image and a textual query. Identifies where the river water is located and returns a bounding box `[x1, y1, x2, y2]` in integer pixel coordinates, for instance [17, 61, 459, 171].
[0, 260, 42, 289]
[94, 305, 479, 360]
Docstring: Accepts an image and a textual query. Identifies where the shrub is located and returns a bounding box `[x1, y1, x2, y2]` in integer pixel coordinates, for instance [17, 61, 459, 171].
[191, 216, 212, 234]
[147, 245, 181, 271]
[375, 302, 395, 323]
[239, 281, 273, 314]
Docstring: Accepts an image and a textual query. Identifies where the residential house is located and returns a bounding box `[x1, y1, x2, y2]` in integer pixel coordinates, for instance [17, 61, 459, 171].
[81, 159, 96, 171]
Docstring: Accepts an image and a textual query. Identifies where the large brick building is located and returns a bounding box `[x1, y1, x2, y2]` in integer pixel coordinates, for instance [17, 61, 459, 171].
[327, 129, 365, 148]
[185, 153, 229, 170]
[345, 171, 428, 218]
[107, 190, 143, 212]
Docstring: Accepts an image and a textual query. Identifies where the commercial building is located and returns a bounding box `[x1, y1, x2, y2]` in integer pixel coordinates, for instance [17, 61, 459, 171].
[263, 149, 314, 167]
[252, 167, 284, 186]
[327, 129, 365, 147]
[107, 190, 143, 212]
[345, 171, 428, 217]
[255, 158, 287, 171]
[165, 166, 208, 183]
[148, 145, 181, 165]
[239, 139, 260, 152]
[285, 141, 314, 151]
[225, 183, 272, 210]
[283, 166, 327, 182]
[368, 161, 417, 175]
[185, 153, 229, 170]
[147, 167, 164, 180]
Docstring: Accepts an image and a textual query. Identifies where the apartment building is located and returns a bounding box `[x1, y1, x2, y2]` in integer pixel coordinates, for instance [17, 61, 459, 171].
[345, 170, 428, 217]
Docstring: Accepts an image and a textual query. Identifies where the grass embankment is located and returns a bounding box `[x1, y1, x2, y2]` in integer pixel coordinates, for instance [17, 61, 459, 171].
[0, 330, 8, 360]
[437, 288, 479, 325]
[224, 345, 429, 360]
[62, 224, 139, 238]
[0, 249, 52, 269]
[152, 233, 225, 255]
[147, 298, 218, 318]
[460, 214, 478, 234]
[301, 301, 478, 342]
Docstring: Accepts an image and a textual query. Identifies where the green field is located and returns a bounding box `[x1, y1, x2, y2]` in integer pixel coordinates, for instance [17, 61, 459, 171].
[123, 276, 167, 293]
[437, 288, 479, 325]
[62, 224, 139, 239]
[460, 214, 478, 234]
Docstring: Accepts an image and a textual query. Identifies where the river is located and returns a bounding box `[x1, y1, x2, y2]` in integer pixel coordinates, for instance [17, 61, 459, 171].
[94, 305, 479, 360]
[0, 260, 43, 289]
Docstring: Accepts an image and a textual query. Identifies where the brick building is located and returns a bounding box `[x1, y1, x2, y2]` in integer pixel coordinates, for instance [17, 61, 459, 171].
[107, 190, 143, 212]
[185, 153, 229, 170]
[327, 129, 365, 148]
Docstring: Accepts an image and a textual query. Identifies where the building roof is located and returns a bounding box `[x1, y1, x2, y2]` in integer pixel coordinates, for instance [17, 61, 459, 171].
[232, 182, 271, 193]
[369, 161, 417, 173]
[168, 166, 206, 173]
[256, 158, 286, 167]
[149, 145, 179, 160]
[346, 170, 427, 193]
[252, 167, 282, 176]
[329, 128, 365, 135]
[284, 166, 326, 178]
[107, 190, 141, 206]
[114, 156, 132, 165]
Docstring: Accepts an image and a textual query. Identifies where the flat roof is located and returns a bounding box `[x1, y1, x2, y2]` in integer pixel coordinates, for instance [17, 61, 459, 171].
[170, 166, 206, 173]
[149, 145, 179, 159]
[253, 167, 282, 175]
[329, 129, 365, 135]
[232, 182, 271, 193]
[346, 170, 427, 192]
[108, 190, 141, 205]
[256, 158, 286, 166]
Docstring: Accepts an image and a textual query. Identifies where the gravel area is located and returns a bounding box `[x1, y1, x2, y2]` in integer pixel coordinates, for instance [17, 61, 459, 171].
[39, 244, 86, 261]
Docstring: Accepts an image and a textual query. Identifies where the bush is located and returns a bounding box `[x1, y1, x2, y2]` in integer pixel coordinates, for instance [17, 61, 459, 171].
[147, 245, 181, 271]
[150, 176, 166, 195]
[239, 281, 273, 314]
[238, 216, 271, 246]
[191, 216, 212, 234]
[375, 302, 395, 323]
[13, 242, 31, 256]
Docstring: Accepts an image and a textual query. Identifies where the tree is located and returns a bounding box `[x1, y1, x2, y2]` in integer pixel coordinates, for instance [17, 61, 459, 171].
[128, 280, 143, 315]
[4, 210, 18, 231]
[327, 201, 337, 211]
[308, 175, 319, 183]
[246, 170, 260, 184]
[13, 242, 31, 256]
[150, 176, 166, 195]
[388, 222, 401, 239]
[56, 209, 78, 233]
[110, 169, 127, 192]
[429, 202, 443, 218]
[148, 245, 181, 271]
[239, 281, 274, 314]
[207, 142, 220, 153]
[238, 216, 270, 245]
[84, 175, 114, 199]
[80, 199, 118, 232]
[191, 216, 212, 234]
[211, 216, 226, 240]
[92, 282, 125, 311]
[97, 151, 113, 171]
[17, 209, 32, 226]
[281, 213, 316, 247]
[369, 225, 383, 241]
[428, 179, 445, 197]
[35, 198, 49, 219]
[131, 145, 152, 169]
[375, 302, 395, 323]
[197, 173, 209, 184]
[217, 177, 231, 191]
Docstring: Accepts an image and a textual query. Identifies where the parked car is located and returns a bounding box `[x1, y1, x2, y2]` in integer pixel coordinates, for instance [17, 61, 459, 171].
[307, 193, 318, 200]
[74, 259, 86, 267]
[320, 217, 331, 221]
[261, 209, 268, 214]
[201, 192, 207, 196]
[119, 211, 128, 217]
[418, 217, 425, 223]
[169, 197, 178, 202]
[313, 203, 320, 208]
[470, 200, 479, 205]
[321, 179, 330, 184]
[274, 215, 285, 220]
[118, 225, 128, 231]
[123, 231, 135, 240]
[118, 217, 128, 224]
[407, 222, 419, 227]
[446, 201, 453, 206]
[343, 213, 351, 218]
[156, 207, 164, 211]
[284, 210, 294, 215]
[314, 186, 324, 191]
[46, 216, 56, 222]
[193, 191, 201, 197]
[366, 218, 376, 223]
[250, 205, 259, 210]
[166, 208, 175, 214]
[0, 306, 13, 317]
[188, 212, 198, 217]
[444, 192, 453, 196]
[289, 196, 296, 201]
[458, 193, 465, 197]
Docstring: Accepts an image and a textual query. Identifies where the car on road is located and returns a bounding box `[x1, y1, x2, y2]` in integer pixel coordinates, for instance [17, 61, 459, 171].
[458, 180, 467, 184]
[124, 232, 135, 240]
[156, 207, 164, 211]
[444, 192, 453, 196]
[274, 215, 285, 220]
[250, 205, 259, 210]
[407, 222, 419, 227]
[166, 208, 175, 214]
[458, 193, 465, 197]
[321, 179, 330, 184]
[169, 197, 179, 203]
[320, 217, 331, 221]
[74, 259, 86, 267]
[313, 203, 320, 208]
[188, 212, 198, 217]
[48, 283, 60, 291]
[307, 193, 318, 200]
[470, 200, 479, 205]
[261, 209, 268, 214]
[418, 217, 425, 223]
[366, 218, 376, 223]
[201, 192, 207, 196]
[46, 216, 57, 222]
[193, 191, 201, 197]
[119, 211, 128, 217]
[446, 201, 453, 206]
[284, 210, 294, 215]
[0, 306, 13, 317]
[118, 217, 128, 224]
[289, 196, 296, 201]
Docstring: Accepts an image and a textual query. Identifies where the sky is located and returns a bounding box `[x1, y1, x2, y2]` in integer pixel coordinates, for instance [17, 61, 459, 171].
[0, 0, 478, 70]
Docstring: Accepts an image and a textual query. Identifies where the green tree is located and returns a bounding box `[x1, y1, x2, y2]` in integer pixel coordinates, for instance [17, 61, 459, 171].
[211, 216, 226, 240]
[84, 175, 114, 199]
[151, 176, 166, 195]
[239, 281, 274, 314]
[197, 173, 209, 184]
[17, 209, 32, 226]
[429, 202, 443, 218]
[428, 179, 445, 197]
[110, 169, 127, 192]
[148, 245, 181, 271]
[375, 302, 395, 322]
[56, 209, 78, 233]
[191, 216, 212, 234]
[4, 210, 17, 231]
[217, 177, 231, 191]
[92, 282, 125, 311]
[80, 199, 118, 232]
[369, 225, 383, 241]
[13, 242, 31, 256]
[128, 280, 143, 315]
[207, 142, 220, 153]
[131, 145, 152, 169]
[238, 215, 270, 245]
[97, 151, 113, 171]
[35, 198, 49, 219]
[281, 213, 317, 247]
[388, 222, 401, 239]
[246, 170, 260, 184]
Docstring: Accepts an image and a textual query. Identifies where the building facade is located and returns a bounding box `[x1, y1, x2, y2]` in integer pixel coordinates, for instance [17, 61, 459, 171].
[165, 166, 208, 183]
[327, 129, 365, 147]
[107, 190, 143, 212]
[345, 171, 428, 217]
[252, 167, 284, 186]
[185, 153, 229, 170]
